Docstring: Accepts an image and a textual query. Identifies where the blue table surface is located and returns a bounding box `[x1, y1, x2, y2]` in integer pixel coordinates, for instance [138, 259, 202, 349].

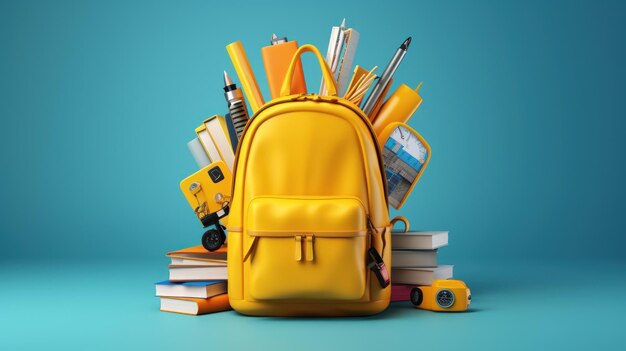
[1, 259, 624, 350]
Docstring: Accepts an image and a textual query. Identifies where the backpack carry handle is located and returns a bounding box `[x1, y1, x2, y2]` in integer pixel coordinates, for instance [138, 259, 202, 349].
[280, 44, 338, 97]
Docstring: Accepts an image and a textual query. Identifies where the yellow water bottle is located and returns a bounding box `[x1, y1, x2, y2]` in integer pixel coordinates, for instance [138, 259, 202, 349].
[371, 82, 423, 137]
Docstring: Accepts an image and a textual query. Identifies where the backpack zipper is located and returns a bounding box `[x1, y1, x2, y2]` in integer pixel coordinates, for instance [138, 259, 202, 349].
[294, 235, 315, 262]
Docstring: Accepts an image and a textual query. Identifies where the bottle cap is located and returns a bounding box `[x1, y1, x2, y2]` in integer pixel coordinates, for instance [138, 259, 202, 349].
[270, 33, 288, 45]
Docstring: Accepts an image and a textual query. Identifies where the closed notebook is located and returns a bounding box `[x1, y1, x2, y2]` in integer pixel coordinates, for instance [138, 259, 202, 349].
[166, 245, 227, 264]
[196, 125, 221, 166]
[169, 264, 228, 282]
[391, 231, 448, 250]
[155, 280, 227, 299]
[196, 115, 235, 171]
[160, 293, 231, 315]
[391, 265, 454, 285]
[391, 249, 437, 268]
[170, 258, 227, 266]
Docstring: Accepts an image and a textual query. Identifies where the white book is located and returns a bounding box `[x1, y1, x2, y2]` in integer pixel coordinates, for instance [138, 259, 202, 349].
[204, 116, 234, 170]
[195, 115, 235, 171]
[392, 249, 437, 268]
[169, 265, 228, 282]
[160, 298, 199, 315]
[155, 280, 227, 299]
[159, 294, 230, 315]
[196, 127, 221, 164]
[391, 265, 453, 285]
[391, 231, 448, 250]
[170, 257, 227, 266]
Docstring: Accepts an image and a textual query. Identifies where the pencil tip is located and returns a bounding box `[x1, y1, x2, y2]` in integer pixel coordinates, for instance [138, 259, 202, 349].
[341, 18, 346, 28]
[401, 36, 412, 50]
[271, 33, 277, 40]
[223, 71, 232, 86]
[416, 82, 423, 91]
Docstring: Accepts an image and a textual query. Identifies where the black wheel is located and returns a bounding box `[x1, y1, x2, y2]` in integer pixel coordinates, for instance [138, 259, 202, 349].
[410, 288, 423, 306]
[202, 229, 225, 251]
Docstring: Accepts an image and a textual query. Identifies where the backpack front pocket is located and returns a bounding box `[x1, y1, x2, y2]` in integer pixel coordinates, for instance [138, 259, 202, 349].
[244, 196, 369, 301]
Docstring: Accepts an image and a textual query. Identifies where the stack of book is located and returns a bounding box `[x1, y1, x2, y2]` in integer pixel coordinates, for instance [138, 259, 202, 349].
[155, 245, 231, 315]
[390, 231, 453, 302]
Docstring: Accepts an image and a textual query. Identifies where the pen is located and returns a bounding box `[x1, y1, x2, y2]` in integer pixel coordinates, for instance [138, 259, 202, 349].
[223, 71, 250, 139]
[361, 37, 412, 116]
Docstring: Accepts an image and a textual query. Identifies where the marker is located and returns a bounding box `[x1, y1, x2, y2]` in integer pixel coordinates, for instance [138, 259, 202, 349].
[361, 37, 412, 116]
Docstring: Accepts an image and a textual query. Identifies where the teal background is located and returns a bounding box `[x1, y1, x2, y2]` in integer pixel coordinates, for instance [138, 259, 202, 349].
[1, 0, 625, 349]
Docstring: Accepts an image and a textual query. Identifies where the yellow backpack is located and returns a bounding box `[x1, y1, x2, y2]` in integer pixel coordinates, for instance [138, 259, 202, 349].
[227, 45, 391, 316]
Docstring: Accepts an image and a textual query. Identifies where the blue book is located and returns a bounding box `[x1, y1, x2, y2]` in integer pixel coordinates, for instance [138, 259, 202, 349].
[155, 280, 227, 299]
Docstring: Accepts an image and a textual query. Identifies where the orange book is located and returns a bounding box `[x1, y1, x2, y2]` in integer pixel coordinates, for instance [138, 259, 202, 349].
[160, 293, 231, 315]
[166, 245, 227, 264]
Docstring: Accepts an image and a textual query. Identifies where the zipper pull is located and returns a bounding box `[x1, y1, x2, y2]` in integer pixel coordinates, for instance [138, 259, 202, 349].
[305, 235, 314, 261]
[295, 235, 302, 261]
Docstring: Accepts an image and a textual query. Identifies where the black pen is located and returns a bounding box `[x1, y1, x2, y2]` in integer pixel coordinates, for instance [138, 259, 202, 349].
[361, 37, 412, 116]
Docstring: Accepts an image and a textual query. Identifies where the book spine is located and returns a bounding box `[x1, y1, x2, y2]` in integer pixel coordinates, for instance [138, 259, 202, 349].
[196, 293, 232, 314]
